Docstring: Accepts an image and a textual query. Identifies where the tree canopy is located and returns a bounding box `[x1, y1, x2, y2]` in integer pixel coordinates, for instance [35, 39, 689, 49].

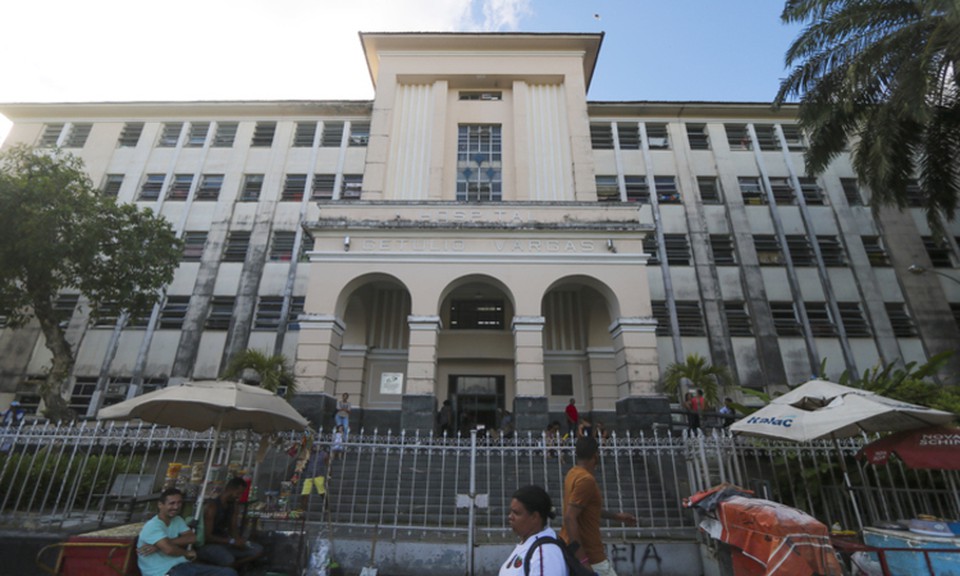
[221, 349, 298, 399]
[0, 144, 181, 420]
[775, 0, 960, 236]
[661, 353, 734, 407]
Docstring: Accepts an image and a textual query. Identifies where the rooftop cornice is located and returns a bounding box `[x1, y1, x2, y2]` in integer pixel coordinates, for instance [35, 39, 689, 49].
[0, 100, 374, 120]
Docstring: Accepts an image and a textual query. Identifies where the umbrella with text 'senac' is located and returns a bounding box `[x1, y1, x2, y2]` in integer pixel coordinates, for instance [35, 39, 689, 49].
[859, 426, 960, 470]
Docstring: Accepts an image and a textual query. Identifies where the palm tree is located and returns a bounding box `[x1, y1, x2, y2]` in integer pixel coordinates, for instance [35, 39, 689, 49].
[775, 0, 960, 237]
[221, 349, 297, 399]
[661, 353, 734, 408]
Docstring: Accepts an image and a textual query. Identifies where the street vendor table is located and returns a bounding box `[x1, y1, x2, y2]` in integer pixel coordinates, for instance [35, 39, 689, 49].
[36, 522, 143, 575]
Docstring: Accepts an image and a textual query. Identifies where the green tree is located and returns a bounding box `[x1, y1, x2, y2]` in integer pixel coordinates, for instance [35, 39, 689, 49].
[0, 145, 181, 421]
[775, 0, 960, 237]
[221, 349, 298, 399]
[661, 353, 734, 407]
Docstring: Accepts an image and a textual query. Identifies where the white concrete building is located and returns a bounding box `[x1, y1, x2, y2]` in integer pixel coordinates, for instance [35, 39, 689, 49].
[2, 33, 958, 431]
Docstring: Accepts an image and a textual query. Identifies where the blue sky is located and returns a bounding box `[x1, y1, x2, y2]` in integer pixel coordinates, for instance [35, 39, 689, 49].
[0, 1, 803, 140]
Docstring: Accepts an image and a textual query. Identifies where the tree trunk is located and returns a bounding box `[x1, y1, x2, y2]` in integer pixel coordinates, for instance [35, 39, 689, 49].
[34, 303, 76, 422]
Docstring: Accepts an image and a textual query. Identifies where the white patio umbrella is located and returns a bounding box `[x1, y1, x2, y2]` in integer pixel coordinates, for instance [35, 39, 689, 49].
[98, 380, 309, 518]
[729, 379, 956, 529]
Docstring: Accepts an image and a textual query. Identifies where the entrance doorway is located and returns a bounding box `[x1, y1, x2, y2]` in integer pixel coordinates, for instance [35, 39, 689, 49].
[449, 375, 504, 435]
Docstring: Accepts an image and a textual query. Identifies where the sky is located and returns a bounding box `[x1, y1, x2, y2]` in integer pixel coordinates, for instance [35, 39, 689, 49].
[0, 0, 804, 143]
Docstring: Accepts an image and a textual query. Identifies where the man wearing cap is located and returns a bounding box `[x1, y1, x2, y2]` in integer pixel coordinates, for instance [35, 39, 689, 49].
[1, 401, 24, 427]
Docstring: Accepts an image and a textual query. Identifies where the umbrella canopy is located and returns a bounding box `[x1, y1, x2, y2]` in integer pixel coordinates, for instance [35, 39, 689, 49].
[97, 380, 308, 433]
[859, 425, 960, 469]
[729, 379, 955, 442]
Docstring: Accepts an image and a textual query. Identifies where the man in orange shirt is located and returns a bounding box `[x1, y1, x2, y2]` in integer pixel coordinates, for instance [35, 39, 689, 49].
[560, 437, 636, 576]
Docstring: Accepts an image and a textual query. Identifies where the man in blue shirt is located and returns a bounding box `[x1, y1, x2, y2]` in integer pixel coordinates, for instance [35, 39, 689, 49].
[137, 488, 237, 576]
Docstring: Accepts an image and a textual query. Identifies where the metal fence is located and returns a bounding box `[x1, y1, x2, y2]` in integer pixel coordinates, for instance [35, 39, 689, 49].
[2, 421, 957, 539]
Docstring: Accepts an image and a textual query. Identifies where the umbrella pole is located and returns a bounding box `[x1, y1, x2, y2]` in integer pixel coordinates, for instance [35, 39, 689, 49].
[195, 419, 223, 522]
[832, 435, 864, 531]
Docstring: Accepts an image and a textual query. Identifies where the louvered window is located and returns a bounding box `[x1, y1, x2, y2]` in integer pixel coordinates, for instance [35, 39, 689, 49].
[186, 122, 209, 147]
[64, 123, 92, 148]
[646, 123, 669, 149]
[293, 122, 316, 147]
[697, 176, 722, 203]
[239, 174, 263, 202]
[312, 174, 336, 200]
[282, 174, 307, 201]
[212, 122, 238, 147]
[617, 123, 639, 149]
[251, 122, 276, 147]
[223, 231, 250, 262]
[102, 174, 124, 197]
[725, 302, 753, 336]
[139, 174, 165, 201]
[590, 123, 614, 149]
[205, 297, 235, 330]
[321, 121, 344, 147]
[158, 123, 182, 147]
[167, 174, 193, 200]
[117, 122, 143, 147]
[686, 123, 709, 150]
[195, 174, 222, 201]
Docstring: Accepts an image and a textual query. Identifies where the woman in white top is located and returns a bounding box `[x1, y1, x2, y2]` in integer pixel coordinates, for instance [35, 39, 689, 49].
[499, 485, 569, 576]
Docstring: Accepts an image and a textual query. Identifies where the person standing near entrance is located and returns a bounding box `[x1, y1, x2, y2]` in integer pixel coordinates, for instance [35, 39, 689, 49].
[560, 437, 636, 576]
[564, 398, 579, 438]
[335, 393, 351, 438]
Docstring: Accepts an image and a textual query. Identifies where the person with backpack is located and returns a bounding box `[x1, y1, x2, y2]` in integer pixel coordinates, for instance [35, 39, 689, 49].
[498, 485, 570, 576]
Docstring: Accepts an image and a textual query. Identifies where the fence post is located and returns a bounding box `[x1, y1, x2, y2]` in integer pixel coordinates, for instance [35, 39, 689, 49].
[467, 428, 477, 576]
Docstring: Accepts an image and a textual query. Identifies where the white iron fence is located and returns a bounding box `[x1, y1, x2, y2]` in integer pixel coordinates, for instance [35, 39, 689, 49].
[2, 421, 956, 538]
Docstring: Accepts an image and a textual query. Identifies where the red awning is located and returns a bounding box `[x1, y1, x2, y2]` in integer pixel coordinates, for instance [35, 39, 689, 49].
[859, 426, 960, 470]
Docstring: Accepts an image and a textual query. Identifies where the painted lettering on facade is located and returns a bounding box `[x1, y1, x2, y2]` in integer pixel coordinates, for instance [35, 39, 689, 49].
[419, 210, 533, 224]
[357, 239, 597, 253]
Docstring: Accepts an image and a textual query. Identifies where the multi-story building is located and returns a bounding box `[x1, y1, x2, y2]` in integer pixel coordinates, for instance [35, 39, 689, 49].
[1, 33, 958, 432]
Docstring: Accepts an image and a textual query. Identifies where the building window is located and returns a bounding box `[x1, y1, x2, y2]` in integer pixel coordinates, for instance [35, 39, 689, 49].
[239, 174, 263, 202]
[841, 178, 863, 206]
[710, 235, 737, 265]
[646, 123, 669, 149]
[341, 174, 362, 199]
[862, 236, 890, 266]
[39, 123, 64, 147]
[102, 174, 124, 197]
[311, 174, 336, 200]
[739, 177, 764, 204]
[158, 122, 183, 147]
[780, 125, 806, 150]
[159, 296, 190, 329]
[651, 300, 670, 336]
[282, 174, 307, 201]
[195, 174, 223, 201]
[269, 230, 298, 261]
[596, 175, 620, 202]
[905, 180, 924, 207]
[676, 301, 706, 336]
[768, 177, 795, 205]
[770, 302, 802, 336]
[251, 121, 276, 147]
[117, 122, 144, 147]
[923, 236, 953, 267]
[786, 235, 814, 266]
[139, 174, 165, 201]
[799, 177, 825, 205]
[643, 235, 660, 265]
[349, 122, 370, 146]
[93, 301, 121, 327]
[886, 303, 917, 337]
[456, 124, 502, 201]
[590, 123, 614, 149]
[617, 123, 640, 150]
[212, 122, 238, 147]
[254, 296, 305, 330]
[69, 377, 98, 414]
[205, 297, 235, 330]
[697, 176, 722, 203]
[293, 122, 317, 147]
[655, 176, 680, 204]
[459, 91, 502, 101]
[223, 231, 250, 262]
[550, 374, 574, 397]
[663, 234, 691, 265]
[686, 123, 710, 150]
[624, 176, 647, 203]
[54, 293, 80, 327]
[754, 235, 784, 265]
[63, 123, 92, 148]
[818, 236, 846, 267]
[725, 124, 751, 150]
[724, 302, 753, 336]
[450, 299, 504, 330]
[838, 302, 871, 337]
[805, 302, 836, 336]
[166, 174, 193, 201]
[321, 121, 344, 147]
[186, 122, 209, 147]
[181, 231, 207, 261]
[753, 124, 780, 151]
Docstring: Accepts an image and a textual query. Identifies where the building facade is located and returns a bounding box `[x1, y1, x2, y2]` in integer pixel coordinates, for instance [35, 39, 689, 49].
[1, 33, 958, 432]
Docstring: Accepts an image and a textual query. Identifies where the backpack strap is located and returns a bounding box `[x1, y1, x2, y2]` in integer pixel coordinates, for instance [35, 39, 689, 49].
[523, 537, 562, 576]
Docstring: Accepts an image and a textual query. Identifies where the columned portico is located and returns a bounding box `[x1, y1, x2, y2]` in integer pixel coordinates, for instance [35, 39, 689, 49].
[401, 315, 442, 431]
[294, 314, 346, 424]
[610, 317, 672, 430]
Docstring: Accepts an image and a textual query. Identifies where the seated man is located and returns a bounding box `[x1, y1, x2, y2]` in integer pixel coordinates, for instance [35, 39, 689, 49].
[197, 477, 264, 569]
[137, 487, 237, 576]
